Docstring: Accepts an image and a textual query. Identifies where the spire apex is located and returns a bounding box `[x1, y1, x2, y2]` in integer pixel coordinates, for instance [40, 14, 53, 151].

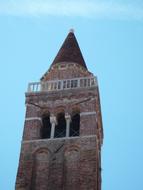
[51, 31, 87, 69]
[69, 28, 74, 33]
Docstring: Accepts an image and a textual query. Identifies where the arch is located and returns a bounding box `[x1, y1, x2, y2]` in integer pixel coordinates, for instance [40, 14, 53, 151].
[32, 148, 50, 190]
[40, 113, 51, 139]
[32, 147, 51, 155]
[71, 106, 80, 115]
[64, 147, 80, 189]
[54, 112, 66, 138]
[70, 111, 80, 137]
[54, 106, 65, 116]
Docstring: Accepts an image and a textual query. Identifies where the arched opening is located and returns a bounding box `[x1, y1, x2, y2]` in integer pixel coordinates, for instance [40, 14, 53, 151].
[54, 112, 66, 138]
[70, 113, 80, 137]
[41, 114, 51, 139]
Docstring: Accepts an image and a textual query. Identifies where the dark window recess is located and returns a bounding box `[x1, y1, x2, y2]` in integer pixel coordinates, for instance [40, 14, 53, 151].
[71, 80, 78, 88]
[67, 80, 70, 88]
[54, 113, 66, 138]
[58, 81, 61, 89]
[70, 113, 80, 137]
[41, 115, 51, 139]
[63, 81, 67, 89]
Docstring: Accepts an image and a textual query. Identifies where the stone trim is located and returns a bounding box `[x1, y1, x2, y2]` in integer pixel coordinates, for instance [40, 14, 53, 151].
[80, 111, 96, 116]
[25, 117, 41, 121]
[22, 135, 97, 144]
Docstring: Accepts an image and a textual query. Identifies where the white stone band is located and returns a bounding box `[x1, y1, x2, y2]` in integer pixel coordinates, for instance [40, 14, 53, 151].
[25, 117, 41, 121]
[22, 135, 97, 144]
[80, 112, 96, 116]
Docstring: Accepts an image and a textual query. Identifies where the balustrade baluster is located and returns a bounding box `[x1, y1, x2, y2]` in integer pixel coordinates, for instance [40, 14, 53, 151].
[36, 83, 38, 91]
[28, 84, 31, 92]
[32, 84, 35, 91]
[77, 79, 80, 87]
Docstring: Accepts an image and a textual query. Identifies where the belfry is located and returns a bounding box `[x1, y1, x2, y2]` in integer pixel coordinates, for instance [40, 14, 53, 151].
[16, 30, 103, 190]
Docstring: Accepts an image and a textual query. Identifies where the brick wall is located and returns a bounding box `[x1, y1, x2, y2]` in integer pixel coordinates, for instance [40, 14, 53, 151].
[15, 63, 103, 190]
[16, 136, 98, 190]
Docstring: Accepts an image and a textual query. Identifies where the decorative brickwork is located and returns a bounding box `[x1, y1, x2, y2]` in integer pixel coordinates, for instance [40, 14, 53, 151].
[15, 31, 103, 190]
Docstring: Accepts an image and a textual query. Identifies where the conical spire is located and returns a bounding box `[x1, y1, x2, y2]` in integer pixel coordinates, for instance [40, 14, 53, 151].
[51, 30, 87, 69]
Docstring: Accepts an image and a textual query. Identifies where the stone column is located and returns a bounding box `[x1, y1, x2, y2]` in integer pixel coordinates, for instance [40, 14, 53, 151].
[50, 116, 57, 139]
[65, 113, 71, 137]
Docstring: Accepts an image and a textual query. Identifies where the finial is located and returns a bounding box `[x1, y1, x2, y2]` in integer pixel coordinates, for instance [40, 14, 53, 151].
[69, 28, 74, 33]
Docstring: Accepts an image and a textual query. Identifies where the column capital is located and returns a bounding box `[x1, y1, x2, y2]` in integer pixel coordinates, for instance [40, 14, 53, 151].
[65, 113, 71, 121]
[50, 115, 57, 124]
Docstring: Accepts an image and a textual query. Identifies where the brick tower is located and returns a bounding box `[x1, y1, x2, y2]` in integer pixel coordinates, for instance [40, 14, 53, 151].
[15, 30, 103, 190]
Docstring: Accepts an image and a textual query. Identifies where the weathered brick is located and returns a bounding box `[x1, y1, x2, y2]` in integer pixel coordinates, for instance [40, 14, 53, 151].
[15, 31, 103, 190]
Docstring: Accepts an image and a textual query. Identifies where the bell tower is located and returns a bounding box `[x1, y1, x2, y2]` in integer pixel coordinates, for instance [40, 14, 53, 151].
[15, 30, 103, 190]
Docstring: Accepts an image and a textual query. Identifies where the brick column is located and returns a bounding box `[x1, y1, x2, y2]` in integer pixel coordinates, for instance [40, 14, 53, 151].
[50, 116, 57, 139]
[65, 114, 71, 137]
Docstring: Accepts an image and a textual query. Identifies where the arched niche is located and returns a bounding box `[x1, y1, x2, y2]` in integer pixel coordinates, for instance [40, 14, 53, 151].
[40, 113, 51, 139]
[54, 112, 66, 138]
[64, 148, 80, 189]
[32, 149, 50, 190]
[70, 110, 80, 137]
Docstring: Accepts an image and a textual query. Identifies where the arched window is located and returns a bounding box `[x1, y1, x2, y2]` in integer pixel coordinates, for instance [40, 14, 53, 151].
[70, 113, 80, 137]
[54, 112, 66, 138]
[41, 114, 51, 139]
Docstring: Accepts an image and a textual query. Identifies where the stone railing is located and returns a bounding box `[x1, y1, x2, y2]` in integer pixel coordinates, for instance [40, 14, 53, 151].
[27, 76, 97, 93]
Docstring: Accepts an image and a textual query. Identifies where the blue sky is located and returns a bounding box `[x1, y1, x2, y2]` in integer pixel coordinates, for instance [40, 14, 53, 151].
[0, 0, 143, 189]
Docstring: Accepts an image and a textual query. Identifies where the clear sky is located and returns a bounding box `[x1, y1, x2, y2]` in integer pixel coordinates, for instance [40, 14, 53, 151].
[0, 0, 143, 189]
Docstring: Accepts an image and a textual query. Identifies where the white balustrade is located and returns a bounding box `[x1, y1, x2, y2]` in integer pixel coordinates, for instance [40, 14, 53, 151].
[27, 76, 97, 93]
